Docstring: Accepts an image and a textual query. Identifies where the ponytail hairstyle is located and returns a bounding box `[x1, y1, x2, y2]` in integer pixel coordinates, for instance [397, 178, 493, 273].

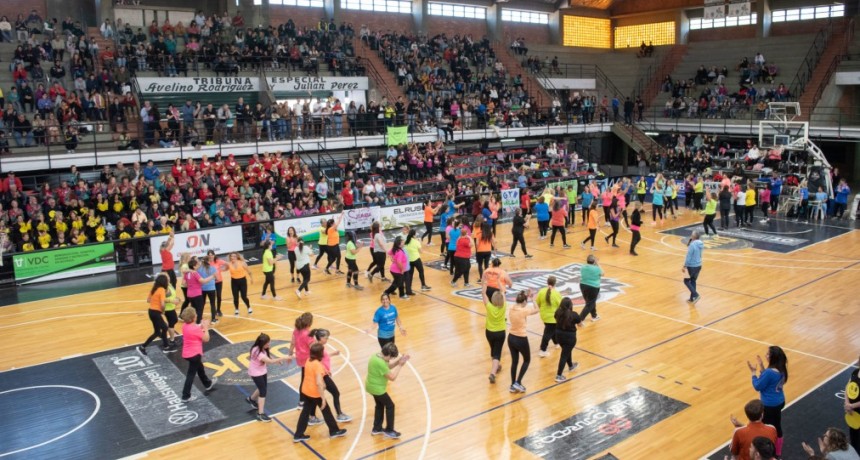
[297, 238, 305, 252]
[490, 290, 504, 307]
[251, 333, 272, 359]
[326, 218, 335, 230]
[515, 290, 528, 304]
[294, 312, 313, 330]
[371, 221, 380, 237]
[188, 257, 199, 270]
[545, 275, 557, 304]
[405, 228, 416, 246]
[310, 328, 330, 341]
[347, 231, 357, 245]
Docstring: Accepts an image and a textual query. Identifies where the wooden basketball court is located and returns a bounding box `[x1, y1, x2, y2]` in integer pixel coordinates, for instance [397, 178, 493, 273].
[1, 211, 858, 459]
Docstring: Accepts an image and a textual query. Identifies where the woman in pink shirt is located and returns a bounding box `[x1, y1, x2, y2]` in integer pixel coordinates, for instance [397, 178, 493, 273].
[179, 308, 217, 402]
[759, 185, 772, 223]
[289, 312, 316, 412]
[247, 333, 292, 422]
[286, 226, 299, 283]
[184, 258, 217, 324]
[601, 189, 613, 226]
[307, 329, 352, 423]
[383, 237, 409, 300]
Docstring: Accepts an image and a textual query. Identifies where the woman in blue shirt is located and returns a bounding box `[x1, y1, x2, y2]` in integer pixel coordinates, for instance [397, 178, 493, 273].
[834, 179, 851, 219]
[797, 180, 809, 222]
[651, 182, 665, 225]
[534, 196, 550, 239]
[438, 204, 453, 255]
[198, 257, 219, 324]
[445, 219, 462, 275]
[368, 293, 405, 349]
[748, 345, 789, 458]
[580, 189, 594, 226]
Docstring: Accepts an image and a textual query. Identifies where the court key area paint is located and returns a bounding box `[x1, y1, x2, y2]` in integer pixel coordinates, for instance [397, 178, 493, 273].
[515, 387, 689, 459]
[661, 219, 852, 253]
[0, 331, 299, 459]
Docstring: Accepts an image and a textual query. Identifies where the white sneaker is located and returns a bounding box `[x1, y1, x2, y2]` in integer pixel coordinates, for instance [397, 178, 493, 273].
[538, 350, 548, 358]
[295, 289, 302, 299]
[591, 315, 601, 322]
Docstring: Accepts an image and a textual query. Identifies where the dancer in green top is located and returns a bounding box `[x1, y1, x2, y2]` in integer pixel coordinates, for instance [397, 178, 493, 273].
[702, 190, 718, 237]
[536, 276, 562, 358]
[365, 342, 410, 439]
[482, 283, 507, 384]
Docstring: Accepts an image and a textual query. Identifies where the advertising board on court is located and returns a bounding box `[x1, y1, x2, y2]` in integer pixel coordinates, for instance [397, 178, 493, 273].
[149, 226, 243, 264]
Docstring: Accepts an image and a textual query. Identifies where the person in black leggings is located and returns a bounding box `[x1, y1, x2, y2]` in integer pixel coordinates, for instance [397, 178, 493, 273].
[286, 226, 298, 283]
[422, 199, 440, 244]
[629, 202, 643, 256]
[198, 257, 219, 324]
[227, 252, 253, 314]
[581, 201, 598, 249]
[553, 297, 582, 382]
[295, 240, 313, 298]
[510, 209, 533, 258]
[139, 274, 175, 355]
[604, 197, 620, 247]
[507, 290, 539, 392]
[367, 222, 388, 283]
[207, 251, 225, 318]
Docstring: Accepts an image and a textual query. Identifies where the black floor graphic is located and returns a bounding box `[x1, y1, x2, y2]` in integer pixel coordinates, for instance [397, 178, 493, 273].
[660, 219, 854, 253]
[0, 331, 299, 459]
[707, 366, 856, 460]
[515, 387, 688, 459]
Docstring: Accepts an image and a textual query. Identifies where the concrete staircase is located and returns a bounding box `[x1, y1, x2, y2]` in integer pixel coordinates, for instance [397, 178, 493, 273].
[797, 20, 852, 122]
[491, 44, 554, 109]
[354, 40, 408, 104]
[611, 123, 662, 162]
[637, 44, 688, 107]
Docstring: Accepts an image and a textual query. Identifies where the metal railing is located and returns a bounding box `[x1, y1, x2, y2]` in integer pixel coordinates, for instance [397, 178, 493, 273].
[808, 18, 855, 113]
[788, 20, 835, 100]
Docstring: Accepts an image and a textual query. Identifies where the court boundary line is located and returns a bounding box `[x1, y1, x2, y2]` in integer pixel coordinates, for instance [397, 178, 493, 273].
[699, 363, 858, 460]
[604, 300, 852, 366]
[356, 233, 860, 458]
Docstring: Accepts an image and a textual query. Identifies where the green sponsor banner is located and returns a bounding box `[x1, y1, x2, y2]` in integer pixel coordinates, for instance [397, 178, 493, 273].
[13, 243, 117, 284]
[386, 125, 408, 146]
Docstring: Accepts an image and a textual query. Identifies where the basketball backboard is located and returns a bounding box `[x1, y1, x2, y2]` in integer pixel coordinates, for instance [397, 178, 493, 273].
[758, 119, 809, 150]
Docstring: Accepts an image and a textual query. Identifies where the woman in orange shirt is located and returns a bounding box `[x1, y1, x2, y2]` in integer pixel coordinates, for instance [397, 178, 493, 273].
[138, 273, 176, 354]
[324, 212, 345, 275]
[293, 343, 347, 442]
[482, 258, 513, 301]
[227, 252, 253, 315]
[421, 199, 441, 245]
[475, 222, 494, 279]
[489, 195, 501, 236]
[581, 201, 599, 251]
[549, 200, 570, 248]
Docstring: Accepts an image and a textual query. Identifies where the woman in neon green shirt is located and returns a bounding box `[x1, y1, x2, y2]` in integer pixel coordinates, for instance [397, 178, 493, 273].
[261, 239, 283, 300]
[536, 276, 562, 358]
[344, 231, 363, 290]
[482, 283, 506, 384]
[701, 190, 718, 236]
[365, 342, 410, 439]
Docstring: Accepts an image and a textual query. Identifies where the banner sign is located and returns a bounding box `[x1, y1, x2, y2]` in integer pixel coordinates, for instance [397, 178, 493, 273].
[379, 203, 425, 230]
[150, 226, 244, 264]
[728, 0, 751, 16]
[137, 77, 260, 94]
[345, 206, 381, 230]
[704, 0, 726, 19]
[13, 243, 116, 284]
[268, 76, 369, 92]
[272, 212, 340, 245]
[501, 189, 520, 213]
[386, 126, 408, 146]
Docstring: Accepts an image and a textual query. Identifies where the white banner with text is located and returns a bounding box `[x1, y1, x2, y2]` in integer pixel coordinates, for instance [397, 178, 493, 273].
[150, 226, 244, 264]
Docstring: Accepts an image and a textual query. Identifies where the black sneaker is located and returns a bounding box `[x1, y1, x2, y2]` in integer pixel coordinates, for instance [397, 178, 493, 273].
[421, 285, 431, 291]
[257, 413, 272, 422]
[162, 345, 177, 353]
[293, 434, 310, 443]
[371, 429, 384, 436]
[136, 345, 147, 356]
[383, 430, 401, 439]
[525, 254, 534, 258]
[330, 429, 348, 439]
[246, 396, 259, 408]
